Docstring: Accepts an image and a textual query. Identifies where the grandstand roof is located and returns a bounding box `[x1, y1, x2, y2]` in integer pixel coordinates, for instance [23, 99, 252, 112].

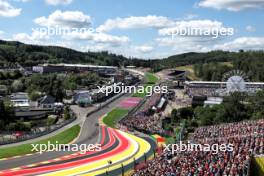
[185, 81, 264, 85]
[41, 63, 117, 69]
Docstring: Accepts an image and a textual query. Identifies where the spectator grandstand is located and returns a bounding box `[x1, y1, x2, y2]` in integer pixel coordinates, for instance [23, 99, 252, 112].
[185, 81, 264, 97]
[121, 93, 168, 135]
[134, 119, 264, 176]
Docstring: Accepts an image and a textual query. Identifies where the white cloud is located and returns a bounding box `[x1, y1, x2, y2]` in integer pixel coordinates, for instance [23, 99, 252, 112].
[12, 33, 31, 41]
[12, 30, 51, 43]
[34, 10, 91, 28]
[12, 32, 75, 49]
[198, 0, 264, 11]
[0, 0, 21, 17]
[158, 20, 233, 38]
[178, 13, 199, 20]
[246, 25, 256, 32]
[91, 33, 129, 45]
[97, 15, 175, 32]
[14, 0, 31, 2]
[132, 45, 154, 53]
[153, 36, 264, 56]
[45, 0, 73, 6]
[64, 31, 129, 46]
[156, 36, 264, 55]
[0, 30, 5, 39]
[214, 37, 264, 51]
[156, 37, 210, 54]
[81, 43, 155, 59]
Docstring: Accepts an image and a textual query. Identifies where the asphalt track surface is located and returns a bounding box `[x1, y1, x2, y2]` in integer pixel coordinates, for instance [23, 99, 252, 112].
[97, 136, 157, 176]
[0, 125, 156, 176]
[0, 93, 130, 170]
[0, 126, 120, 175]
[41, 130, 153, 176]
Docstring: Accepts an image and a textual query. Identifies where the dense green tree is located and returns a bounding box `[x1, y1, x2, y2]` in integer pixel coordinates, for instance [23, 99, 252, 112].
[171, 109, 180, 123]
[193, 62, 232, 81]
[0, 40, 140, 67]
[29, 91, 42, 101]
[11, 80, 24, 92]
[223, 92, 249, 122]
[0, 100, 15, 125]
[64, 106, 71, 120]
[192, 91, 259, 126]
[179, 107, 194, 119]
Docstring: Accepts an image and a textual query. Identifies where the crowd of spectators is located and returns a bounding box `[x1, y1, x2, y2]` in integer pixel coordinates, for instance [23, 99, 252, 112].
[186, 87, 263, 98]
[134, 119, 264, 176]
[192, 120, 264, 140]
[121, 93, 166, 134]
[175, 96, 192, 107]
[141, 93, 163, 113]
[123, 113, 165, 134]
[186, 87, 219, 97]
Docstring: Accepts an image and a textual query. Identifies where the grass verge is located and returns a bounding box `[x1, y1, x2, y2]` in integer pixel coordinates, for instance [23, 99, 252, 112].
[145, 72, 159, 84]
[102, 108, 130, 128]
[0, 125, 80, 159]
[133, 72, 159, 98]
[132, 83, 153, 98]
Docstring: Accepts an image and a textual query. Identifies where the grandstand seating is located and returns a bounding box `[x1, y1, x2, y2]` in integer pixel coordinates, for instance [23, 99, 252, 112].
[134, 119, 264, 176]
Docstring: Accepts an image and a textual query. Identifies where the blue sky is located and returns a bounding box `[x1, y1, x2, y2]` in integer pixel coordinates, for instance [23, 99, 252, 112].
[0, 0, 264, 59]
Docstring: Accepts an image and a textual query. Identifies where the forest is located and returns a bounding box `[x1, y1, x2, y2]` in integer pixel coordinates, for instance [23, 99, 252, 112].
[0, 40, 145, 67]
[1, 40, 264, 82]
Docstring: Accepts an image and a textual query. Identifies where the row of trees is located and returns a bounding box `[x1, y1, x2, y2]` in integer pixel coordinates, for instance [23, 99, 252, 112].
[190, 51, 264, 81]
[233, 57, 264, 81]
[0, 40, 139, 67]
[171, 90, 264, 129]
[193, 62, 231, 81]
[0, 72, 103, 100]
[0, 70, 23, 80]
[63, 72, 103, 90]
[0, 100, 15, 130]
[157, 51, 233, 69]
[25, 74, 65, 102]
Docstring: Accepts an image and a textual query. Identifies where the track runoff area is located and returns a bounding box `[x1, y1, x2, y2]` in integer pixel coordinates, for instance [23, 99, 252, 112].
[0, 96, 157, 175]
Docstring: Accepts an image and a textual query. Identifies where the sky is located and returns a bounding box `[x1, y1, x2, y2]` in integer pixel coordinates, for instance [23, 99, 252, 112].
[0, 0, 264, 59]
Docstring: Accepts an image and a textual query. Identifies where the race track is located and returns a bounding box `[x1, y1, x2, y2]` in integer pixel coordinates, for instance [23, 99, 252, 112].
[0, 95, 157, 176]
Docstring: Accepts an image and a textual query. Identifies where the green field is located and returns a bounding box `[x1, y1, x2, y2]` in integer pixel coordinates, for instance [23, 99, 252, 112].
[132, 83, 153, 98]
[145, 72, 159, 84]
[133, 72, 159, 98]
[102, 108, 130, 128]
[103, 72, 158, 127]
[0, 125, 80, 159]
